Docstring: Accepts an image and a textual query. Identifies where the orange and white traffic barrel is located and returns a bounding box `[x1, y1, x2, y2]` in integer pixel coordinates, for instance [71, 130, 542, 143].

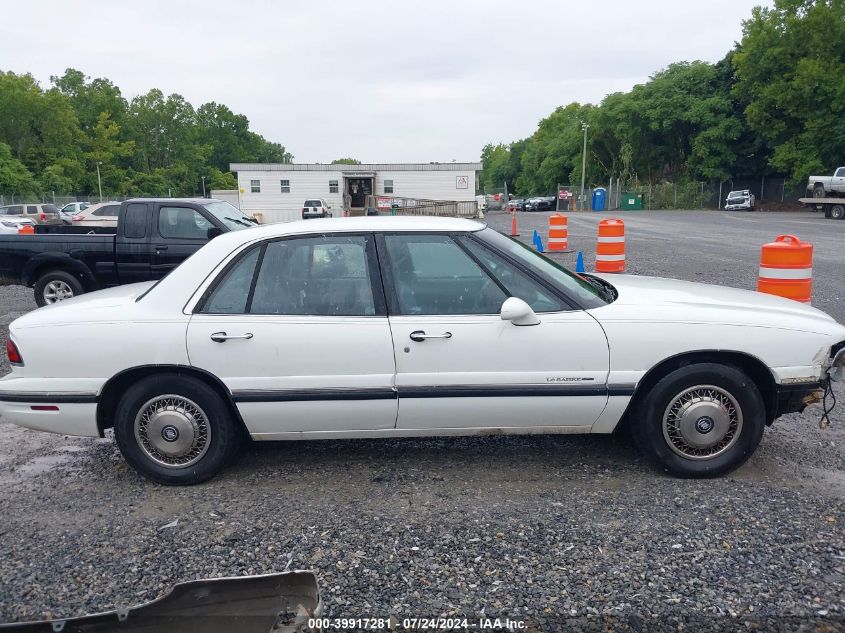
[548, 214, 568, 251]
[757, 234, 812, 303]
[595, 218, 625, 273]
[17, 224, 34, 234]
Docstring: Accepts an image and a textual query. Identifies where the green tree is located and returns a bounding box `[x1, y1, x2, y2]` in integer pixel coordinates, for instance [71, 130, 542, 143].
[331, 158, 361, 164]
[0, 142, 37, 195]
[733, 0, 845, 183]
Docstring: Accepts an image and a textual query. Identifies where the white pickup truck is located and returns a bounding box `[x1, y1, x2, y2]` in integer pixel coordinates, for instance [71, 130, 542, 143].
[807, 167, 845, 197]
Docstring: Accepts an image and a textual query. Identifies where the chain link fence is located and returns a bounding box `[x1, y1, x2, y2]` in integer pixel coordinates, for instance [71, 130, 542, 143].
[0, 193, 132, 207]
[486, 176, 806, 211]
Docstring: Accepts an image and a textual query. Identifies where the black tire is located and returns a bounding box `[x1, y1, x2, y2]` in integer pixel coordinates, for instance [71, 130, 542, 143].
[631, 363, 765, 478]
[813, 184, 826, 198]
[33, 269, 85, 307]
[114, 374, 242, 485]
[831, 205, 845, 220]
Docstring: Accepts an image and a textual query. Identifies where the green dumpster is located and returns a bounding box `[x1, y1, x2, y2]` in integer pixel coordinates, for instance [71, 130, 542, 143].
[620, 193, 644, 210]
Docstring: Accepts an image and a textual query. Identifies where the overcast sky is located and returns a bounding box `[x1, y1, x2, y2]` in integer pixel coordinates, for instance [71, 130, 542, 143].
[2, 0, 771, 164]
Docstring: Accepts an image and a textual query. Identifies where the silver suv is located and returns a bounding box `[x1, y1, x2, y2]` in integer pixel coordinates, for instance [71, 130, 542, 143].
[0, 203, 62, 224]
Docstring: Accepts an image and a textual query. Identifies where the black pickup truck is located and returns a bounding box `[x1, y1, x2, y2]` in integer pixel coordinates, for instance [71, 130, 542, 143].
[0, 198, 257, 306]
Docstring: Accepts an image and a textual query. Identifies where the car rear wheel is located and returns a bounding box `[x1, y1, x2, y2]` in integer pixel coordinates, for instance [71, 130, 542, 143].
[830, 205, 845, 220]
[813, 184, 826, 198]
[631, 363, 765, 478]
[114, 374, 242, 485]
[34, 270, 84, 307]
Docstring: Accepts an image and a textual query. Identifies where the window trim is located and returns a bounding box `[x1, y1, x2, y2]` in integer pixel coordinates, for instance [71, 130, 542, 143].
[250, 179, 261, 193]
[280, 179, 291, 193]
[194, 232, 387, 317]
[329, 180, 339, 193]
[467, 230, 597, 310]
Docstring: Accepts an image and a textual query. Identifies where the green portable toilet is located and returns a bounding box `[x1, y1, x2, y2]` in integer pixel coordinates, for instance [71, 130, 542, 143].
[620, 193, 644, 210]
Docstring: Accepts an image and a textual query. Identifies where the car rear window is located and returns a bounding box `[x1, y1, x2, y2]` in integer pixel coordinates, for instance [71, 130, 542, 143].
[43, 204, 59, 213]
[304, 200, 322, 207]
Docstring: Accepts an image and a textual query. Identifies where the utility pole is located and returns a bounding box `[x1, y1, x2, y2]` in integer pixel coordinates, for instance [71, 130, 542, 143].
[580, 122, 589, 210]
[96, 161, 103, 203]
[201, 175, 206, 198]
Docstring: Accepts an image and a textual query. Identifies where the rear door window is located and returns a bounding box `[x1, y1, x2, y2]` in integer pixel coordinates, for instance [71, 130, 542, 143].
[123, 203, 147, 238]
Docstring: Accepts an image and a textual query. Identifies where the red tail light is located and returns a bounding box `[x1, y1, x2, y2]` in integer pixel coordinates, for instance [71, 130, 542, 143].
[72, 215, 82, 221]
[39, 213, 46, 221]
[7, 339, 23, 366]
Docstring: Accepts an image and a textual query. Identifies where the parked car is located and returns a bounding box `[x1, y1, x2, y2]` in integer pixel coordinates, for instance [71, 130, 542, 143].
[301, 199, 332, 219]
[56, 209, 74, 225]
[0, 198, 256, 306]
[0, 214, 36, 234]
[537, 196, 557, 211]
[72, 202, 121, 227]
[507, 199, 525, 212]
[724, 190, 755, 211]
[807, 167, 845, 197]
[0, 203, 62, 225]
[60, 201, 91, 214]
[1, 216, 843, 485]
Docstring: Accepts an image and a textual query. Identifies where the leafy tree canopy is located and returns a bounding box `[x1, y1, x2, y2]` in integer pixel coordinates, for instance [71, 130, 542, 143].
[481, 0, 841, 193]
[0, 68, 292, 198]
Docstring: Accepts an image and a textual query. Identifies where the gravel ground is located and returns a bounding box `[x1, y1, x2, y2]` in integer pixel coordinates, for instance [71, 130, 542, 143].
[1, 210, 844, 631]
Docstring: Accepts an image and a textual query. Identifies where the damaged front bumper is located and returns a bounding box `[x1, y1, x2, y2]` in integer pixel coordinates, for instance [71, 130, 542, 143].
[0, 571, 321, 633]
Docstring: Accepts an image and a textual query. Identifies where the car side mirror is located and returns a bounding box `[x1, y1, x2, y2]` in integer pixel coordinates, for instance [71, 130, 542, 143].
[207, 227, 223, 240]
[500, 297, 540, 326]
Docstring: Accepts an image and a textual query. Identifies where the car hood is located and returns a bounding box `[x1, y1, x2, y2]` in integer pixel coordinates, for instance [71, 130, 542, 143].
[590, 273, 845, 336]
[12, 281, 156, 328]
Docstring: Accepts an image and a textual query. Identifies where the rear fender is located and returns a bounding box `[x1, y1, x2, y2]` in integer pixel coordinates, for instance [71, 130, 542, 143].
[22, 253, 97, 288]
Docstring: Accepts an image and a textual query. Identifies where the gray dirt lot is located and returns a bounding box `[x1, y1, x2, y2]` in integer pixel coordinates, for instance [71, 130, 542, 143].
[0, 210, 844, 631]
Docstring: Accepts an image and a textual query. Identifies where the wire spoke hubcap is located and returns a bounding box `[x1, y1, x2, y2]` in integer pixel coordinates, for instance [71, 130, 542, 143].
[134, 395, 211, 468]
[662, 385, 743, 460]
[44, 280, 73, 303]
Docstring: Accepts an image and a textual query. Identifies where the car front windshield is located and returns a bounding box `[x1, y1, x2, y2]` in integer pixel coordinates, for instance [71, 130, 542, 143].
[202, 201, 256, 231]
[476, 227, 611, 308]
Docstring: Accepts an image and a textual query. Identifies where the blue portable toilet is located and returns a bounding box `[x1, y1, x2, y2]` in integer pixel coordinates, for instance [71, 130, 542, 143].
[592, 187, 607, 211]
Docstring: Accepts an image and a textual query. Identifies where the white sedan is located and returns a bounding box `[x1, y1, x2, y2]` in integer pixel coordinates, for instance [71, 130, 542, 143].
[1, 217, 844, 485]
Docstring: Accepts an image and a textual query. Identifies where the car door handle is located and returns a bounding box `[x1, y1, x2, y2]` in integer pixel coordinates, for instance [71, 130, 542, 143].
[210, 331, 254, 343]
[409, 330, 452, 342]
[155, 245, 168, 251]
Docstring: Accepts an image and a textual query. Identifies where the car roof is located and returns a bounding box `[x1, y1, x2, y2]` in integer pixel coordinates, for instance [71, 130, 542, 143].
[126, 197, 222, 203]
[264, 215, 483, 235]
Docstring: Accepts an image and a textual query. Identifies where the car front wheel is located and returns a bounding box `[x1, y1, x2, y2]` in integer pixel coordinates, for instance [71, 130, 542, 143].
[632, 363, 765, 478]
[114, 374, 242, 485]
